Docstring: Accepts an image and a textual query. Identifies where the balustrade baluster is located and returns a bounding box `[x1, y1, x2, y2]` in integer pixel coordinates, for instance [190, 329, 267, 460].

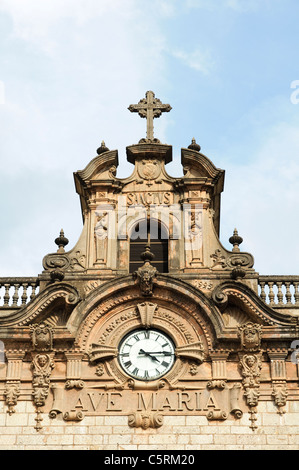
[21, 283, 28, 305]
[259, 281, 267, 303]
[268, 282, 275, 305]
[12, 284, 20, 306]
[3, 284, 10, 306]
[294, 282, 299, 306]
[0, 278, 39, 308]
[276, 281, 284, 306]
[285, 282, 292, 306]
[30, 282, 38, 300]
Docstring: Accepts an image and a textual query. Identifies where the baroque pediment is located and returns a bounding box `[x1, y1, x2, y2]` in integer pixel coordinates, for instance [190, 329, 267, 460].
[1, 92, 299, 433]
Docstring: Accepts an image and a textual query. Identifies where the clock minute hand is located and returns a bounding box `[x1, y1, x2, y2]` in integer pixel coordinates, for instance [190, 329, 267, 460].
[139, 349, 159, 363]
[141, 351, 173, 356]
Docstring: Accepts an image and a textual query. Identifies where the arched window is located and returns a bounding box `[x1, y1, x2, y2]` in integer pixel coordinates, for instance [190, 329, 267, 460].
[129, 219, 168, 273]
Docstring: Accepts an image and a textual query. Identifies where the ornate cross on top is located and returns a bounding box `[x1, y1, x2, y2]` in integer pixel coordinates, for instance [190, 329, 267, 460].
[128, 91, 172, 143]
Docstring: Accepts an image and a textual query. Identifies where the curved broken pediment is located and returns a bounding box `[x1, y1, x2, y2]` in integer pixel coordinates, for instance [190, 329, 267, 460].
[212, 281, 295, 327]
[0, 282, 80, 328]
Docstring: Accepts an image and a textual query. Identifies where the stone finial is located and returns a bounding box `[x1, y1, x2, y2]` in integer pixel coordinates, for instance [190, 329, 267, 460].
[229, 228, 243, 252]
[55, 229, 69, 253]
[97, 141, 110, 155]
[140, 244, 155, 263]
[188, 138, 201, 152]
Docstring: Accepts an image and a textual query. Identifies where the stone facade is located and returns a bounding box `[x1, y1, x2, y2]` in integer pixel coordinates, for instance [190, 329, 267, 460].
[0, 91, 299, 450]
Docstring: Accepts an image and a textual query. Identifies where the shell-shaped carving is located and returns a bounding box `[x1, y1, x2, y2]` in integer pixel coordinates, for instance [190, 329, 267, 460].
[175, 341, 205, 363]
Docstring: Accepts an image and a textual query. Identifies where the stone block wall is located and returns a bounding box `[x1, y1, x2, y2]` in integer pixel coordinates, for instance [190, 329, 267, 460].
[0, 400, 298, 450]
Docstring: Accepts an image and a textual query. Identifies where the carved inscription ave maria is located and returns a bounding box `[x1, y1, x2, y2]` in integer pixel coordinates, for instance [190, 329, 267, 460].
[51, 387, 243, 421]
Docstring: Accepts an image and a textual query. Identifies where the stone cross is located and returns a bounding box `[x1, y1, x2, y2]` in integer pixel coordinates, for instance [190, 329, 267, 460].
[128, 91, 172, 142]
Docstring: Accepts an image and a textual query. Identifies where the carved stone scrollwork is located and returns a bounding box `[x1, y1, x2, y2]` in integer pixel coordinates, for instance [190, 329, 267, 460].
[30, 322, 55, 430]
[230, 384, 243, 419]
[128, 411, 164, 429]
[272, 382, 288, 414]
[239, 353, 262, 430]
[63, 411, 84, 422]
[49, 384, 64, 419]
[206, 410, 228, 421]
[227, 253, 254, 280]
[211, 285, 229, 311]
[137, 159, 162, 185]
[4, 382, 20, 415]
[134, 262, 157, 296]
[65, 380, 85, 390]
[238, 322, 262, 352]
[238, 322, 263, 430]
[207, 380, 226, 390]
[42, 254, 70, 271]
[31, 353, 54, 431]
[30, 322, 54, 352]
[133, 245, 157, 296]
[210, 249, 227, 269]
[127, 379, 167, 391]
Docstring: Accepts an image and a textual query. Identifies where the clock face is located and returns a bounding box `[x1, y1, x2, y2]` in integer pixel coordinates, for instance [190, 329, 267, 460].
[118, 329, 175, 381]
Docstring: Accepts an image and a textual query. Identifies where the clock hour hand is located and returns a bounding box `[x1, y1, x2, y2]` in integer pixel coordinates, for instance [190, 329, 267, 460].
[140, 351, 173, 356]
[139, 349, 159, 363]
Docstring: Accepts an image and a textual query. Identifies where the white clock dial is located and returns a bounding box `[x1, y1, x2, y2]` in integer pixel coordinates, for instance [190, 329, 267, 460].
[118, 329, 175, 381]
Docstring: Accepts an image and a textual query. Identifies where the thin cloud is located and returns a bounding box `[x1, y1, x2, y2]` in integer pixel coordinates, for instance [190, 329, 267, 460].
[171, 47, 215, 74]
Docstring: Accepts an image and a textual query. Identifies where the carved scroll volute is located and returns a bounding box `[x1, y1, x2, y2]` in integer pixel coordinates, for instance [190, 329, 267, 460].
[208, 351, 229, 390]
[137, 302, 157, 328]
[128, 411, 163, 429]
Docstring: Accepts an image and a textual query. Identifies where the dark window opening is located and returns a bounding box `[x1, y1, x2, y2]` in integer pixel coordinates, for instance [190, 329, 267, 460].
[129, 219, 168, 273]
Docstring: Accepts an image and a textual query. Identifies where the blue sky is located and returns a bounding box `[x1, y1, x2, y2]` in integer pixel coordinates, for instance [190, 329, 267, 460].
[0, 0, 299, 276]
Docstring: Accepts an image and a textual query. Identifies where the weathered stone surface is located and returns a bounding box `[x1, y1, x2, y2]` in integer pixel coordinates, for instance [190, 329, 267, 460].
[0, 93, 298, 449]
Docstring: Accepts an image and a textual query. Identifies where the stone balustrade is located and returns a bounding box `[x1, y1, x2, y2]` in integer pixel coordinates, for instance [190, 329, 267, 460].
[0, 278, 40, 308]
[258, 276, 299, 308]
[1, 275, 299, 310]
